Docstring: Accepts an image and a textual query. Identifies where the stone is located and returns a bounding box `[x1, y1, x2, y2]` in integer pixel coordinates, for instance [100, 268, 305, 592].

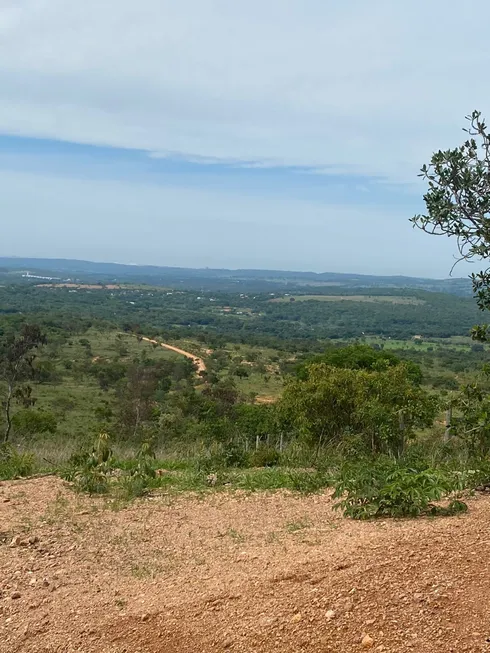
[11, 592, 21, 600]
[326, 610, 336, 621]
[361, 634, 374, 648]
[9, 535, 22, 548]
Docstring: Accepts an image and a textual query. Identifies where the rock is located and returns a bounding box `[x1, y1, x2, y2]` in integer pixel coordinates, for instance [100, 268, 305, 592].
[326, 609, 336, 621]
[361, 634, 374, 648]
[141, 614, 150, 622]
[42, 578, 50, 587]
[28, 536, 39, 545]
[11, 592, 21, 600]
[3, 497, 10, 503]
[291, 612, 302, 623]
[206, 473, 218, 487]
[9, 535, 22, 548]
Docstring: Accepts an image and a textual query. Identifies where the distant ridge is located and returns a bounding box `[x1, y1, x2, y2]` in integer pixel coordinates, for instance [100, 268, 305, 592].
[0, 256, 472, 295]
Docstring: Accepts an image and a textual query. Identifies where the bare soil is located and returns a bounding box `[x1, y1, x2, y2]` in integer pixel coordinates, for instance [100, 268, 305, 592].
[1, 477, 490, 652]
[140, 336, 206, 373]
[37, 284, 123, 290]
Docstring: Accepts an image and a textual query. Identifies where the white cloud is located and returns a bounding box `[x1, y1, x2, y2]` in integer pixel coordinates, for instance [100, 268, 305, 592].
[1, 1, 489, 181]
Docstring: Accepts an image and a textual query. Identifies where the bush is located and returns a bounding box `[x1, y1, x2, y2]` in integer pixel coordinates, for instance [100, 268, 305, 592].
[250, 446, 280, 468]
[11, 409, 58, 438]
[333, 460, 466, 519]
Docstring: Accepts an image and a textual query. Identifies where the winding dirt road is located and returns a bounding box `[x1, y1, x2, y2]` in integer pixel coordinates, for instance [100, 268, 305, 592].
[140, 336, 206, 373]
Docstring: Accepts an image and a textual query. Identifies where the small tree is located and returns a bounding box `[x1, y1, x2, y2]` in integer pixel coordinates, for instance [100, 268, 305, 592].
[411, 110, 490, 339]
[0, 325, 46, 443]
[281, 363, 437, 456]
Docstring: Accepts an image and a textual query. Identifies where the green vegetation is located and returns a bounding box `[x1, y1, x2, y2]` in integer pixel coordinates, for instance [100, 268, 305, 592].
[3, 203, 490, 520]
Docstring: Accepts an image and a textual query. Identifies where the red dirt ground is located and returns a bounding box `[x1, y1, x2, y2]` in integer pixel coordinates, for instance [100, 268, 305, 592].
[1, 476, 490, 652]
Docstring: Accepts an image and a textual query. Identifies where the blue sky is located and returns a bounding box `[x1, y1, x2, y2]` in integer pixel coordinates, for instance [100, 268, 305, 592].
[1, 0, 489, 276]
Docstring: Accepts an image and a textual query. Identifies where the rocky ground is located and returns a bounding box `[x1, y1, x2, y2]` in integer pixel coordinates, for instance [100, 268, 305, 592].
[1, 476, 490, 652]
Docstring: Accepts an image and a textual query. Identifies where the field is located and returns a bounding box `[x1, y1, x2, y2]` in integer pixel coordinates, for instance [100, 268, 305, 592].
[1, 476, 490, 653]
[271, 294, 426, 305]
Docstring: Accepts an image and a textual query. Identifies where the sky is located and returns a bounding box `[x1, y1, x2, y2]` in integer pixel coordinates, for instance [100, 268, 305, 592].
[1, 0, 489, 277]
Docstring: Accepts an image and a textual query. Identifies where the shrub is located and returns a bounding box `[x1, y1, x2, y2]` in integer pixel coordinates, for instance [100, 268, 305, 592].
[250, 446, 280, 468]
[62, 432, 115, 494]
[333, 460, 466, 519]
[11, 409, 58, 438]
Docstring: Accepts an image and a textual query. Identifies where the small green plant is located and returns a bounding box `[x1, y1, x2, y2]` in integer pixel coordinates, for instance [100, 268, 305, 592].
[63, 432, 114, 495]
[333, 460, 466, 520]
[287, 469, 331, 494]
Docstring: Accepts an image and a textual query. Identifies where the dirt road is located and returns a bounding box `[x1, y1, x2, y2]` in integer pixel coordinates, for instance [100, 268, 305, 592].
[1, 477, 489, 652]
[140, 336, 206, 373]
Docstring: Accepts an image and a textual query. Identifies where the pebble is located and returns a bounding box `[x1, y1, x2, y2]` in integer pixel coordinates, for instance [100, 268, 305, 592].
[11, 592, 21, 600]
[362, 634, 374, 648]
[326, 610, 336, 621]
[9, 535, 22, 548]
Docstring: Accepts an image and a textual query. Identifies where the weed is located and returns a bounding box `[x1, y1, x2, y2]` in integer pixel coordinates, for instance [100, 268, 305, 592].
[285, 518, 311, 533]
[225, 528, 245, 543]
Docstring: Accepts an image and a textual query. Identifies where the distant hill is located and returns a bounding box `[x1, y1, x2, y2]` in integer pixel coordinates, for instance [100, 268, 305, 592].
[0, 256, 473, 295]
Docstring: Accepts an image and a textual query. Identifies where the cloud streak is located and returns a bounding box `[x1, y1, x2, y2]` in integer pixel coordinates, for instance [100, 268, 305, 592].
[1, 1, 489, 181]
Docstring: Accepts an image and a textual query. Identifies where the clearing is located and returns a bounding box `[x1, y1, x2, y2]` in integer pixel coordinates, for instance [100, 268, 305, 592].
[1, 477, 489, 652]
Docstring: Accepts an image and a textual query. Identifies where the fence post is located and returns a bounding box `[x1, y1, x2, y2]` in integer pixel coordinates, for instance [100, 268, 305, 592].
[398, 410, 406, 457]
[256, 435, 260, 451]
[279, 432, 284, 453]
[444, 407, 452, 443]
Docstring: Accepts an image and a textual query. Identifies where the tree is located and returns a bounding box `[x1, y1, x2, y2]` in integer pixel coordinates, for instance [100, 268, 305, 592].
[116, 364, 159, 439]
[0, 325, 46, 443]
[281, 363, 437, 456]
[296, 344, 422, 384]
[411, 110, 490, 339]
